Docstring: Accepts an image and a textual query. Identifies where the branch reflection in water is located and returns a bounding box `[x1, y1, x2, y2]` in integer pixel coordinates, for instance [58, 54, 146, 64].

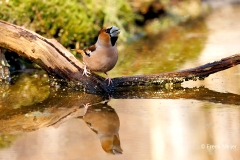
[45, 98, 123, 154]
[0, 83, 124, 154]
[1, 86, 240, 159]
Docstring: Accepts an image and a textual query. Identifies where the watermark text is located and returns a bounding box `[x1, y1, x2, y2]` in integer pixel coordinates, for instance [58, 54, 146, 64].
[201, 144, 237, 150]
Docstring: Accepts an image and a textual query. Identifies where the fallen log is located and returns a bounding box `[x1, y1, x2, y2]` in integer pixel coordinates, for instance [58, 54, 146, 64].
[0, 20, 107, 93]
[112, 54, 240, 89]
[0, 20, 240, 94]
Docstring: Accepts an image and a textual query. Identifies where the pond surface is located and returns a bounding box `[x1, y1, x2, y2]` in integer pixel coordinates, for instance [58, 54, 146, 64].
[1, 3, 240, 160]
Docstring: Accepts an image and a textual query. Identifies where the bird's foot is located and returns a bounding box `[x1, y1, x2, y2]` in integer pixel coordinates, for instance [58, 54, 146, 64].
[105, 74, 112, 86]
[83, 103, 91, 110]
[83, 103, 91, 114]
[82, 64, 91, 77]
[104, 96, 112, 104]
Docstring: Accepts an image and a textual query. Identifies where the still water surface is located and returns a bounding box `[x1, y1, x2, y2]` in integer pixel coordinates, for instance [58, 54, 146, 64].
[0, 4, 240, 160]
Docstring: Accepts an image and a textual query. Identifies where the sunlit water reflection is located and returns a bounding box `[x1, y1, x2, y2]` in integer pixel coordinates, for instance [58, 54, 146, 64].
[1, 3, 240, 160]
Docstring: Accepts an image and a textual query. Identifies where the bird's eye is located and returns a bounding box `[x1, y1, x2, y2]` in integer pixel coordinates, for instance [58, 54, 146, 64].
[104, 27, 112, 34]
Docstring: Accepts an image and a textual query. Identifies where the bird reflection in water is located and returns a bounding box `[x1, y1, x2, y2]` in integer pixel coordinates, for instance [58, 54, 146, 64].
[78, 102, 123, 155]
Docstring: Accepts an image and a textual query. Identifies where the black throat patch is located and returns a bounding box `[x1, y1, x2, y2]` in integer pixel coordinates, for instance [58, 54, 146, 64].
[110, 37, 118, 46]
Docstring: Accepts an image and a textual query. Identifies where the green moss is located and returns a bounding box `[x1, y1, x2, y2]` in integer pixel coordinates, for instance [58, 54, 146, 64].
[0, 0, 135, 48]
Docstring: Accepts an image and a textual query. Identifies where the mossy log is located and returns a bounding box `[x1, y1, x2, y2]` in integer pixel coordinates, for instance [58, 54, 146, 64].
[1, 20, 240, 94]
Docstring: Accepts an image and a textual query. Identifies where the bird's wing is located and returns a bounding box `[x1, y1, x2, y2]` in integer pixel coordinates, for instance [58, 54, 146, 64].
[74, 44, 96, 57]
[87, 44, 97, 53]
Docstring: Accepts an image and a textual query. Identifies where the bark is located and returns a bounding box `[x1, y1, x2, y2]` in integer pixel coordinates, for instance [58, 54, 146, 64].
[112, 54, 240, 90]
[0, 20, 107, 93]
[0, 49, 10, 81]
[1, 20, 240, 94]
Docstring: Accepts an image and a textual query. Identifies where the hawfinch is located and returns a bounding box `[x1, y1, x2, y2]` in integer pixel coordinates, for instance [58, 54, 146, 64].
[82, 102, 123, 154]
[74, 26, 120, 85]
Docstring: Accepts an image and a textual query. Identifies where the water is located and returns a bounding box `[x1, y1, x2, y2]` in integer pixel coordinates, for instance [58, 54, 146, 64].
[0, 3, 240, 160]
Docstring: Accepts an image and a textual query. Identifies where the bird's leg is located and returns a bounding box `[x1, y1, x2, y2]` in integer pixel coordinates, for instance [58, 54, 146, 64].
[105, 72, 112, 86]
[105, 96, 112, 103]
[83, 103, 91, 114]
[82, 63, 91, 77]
[83, 103, 91, 109]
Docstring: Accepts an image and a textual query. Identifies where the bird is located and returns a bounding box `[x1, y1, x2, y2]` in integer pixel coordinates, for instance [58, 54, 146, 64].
[80, 102, 123, 154]
[74, 26, 120, 85]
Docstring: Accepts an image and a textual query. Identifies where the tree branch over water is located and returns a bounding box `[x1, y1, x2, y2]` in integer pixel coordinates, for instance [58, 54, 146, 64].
[1, 20, 240, 94]
[112, 54, 240, 90]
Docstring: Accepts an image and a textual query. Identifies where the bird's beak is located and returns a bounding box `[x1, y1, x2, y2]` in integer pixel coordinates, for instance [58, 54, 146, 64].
[110, 26, 120, 37]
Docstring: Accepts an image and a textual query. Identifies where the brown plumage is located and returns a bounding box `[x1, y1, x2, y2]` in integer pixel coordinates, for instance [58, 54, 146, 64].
[74, 26, 120, 85]
[82, 103, 123, 154]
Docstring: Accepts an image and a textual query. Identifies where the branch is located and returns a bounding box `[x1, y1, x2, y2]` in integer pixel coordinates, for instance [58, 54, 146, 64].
[1, 20, 240, 94]
[111, 54, 240, 90]
[112, 87, 240, 106]
[0, 20, 107, 93]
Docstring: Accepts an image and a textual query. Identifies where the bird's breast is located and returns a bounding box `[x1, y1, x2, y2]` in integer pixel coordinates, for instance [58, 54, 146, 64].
[83, 46, 118, 73]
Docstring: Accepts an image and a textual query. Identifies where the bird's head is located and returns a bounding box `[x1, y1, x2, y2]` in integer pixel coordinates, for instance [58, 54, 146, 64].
[100, 134, 123, 155]
[98, 26, 120, 47]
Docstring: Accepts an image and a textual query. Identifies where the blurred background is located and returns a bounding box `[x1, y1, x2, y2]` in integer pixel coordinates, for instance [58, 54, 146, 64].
[0, 0, 208, 48]
[1, 0, 240, 160]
